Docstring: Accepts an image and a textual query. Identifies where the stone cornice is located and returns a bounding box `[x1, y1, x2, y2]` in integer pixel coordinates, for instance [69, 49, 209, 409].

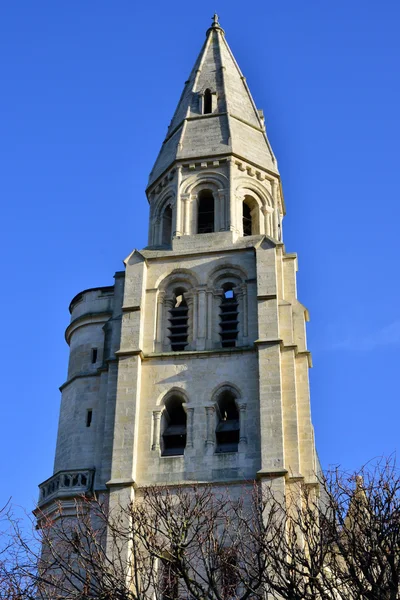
[143, 346, 256, 361]
[146, 152, 281, 196]
[59, 371, 100, 392]
[65, 311, 112, 344]
[257, 468, 288, 479]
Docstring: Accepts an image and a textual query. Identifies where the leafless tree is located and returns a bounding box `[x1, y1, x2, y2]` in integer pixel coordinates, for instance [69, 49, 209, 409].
[0, 458, 399, 599]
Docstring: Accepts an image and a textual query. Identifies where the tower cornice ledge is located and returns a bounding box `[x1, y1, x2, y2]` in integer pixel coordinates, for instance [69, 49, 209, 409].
[146, 153, 281, 197]
[257, 469, 289, 479]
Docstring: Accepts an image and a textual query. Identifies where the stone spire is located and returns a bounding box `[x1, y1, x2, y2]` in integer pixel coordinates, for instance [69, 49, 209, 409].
[147, 15, 278, 190]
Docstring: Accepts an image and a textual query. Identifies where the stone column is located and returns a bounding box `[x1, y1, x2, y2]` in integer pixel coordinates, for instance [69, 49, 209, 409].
[155, 291, 165, 352]
[217, 189, 226, 231]
[206, 290, 213, 348]
[271, 179, 279, 240]
[186, 291, 197, 348]
[175, 166, 183, 236]
[227, 157, 235, 231]
[238, 403, 247, 445]
[261, 206, 268, 236]
[197, 287, 207, 350]
[184, 406, 194, 448]
[181, 194, 192, 235]
[240, 283, 248, 340]
[152, 410, 162, 451]
[205, 406, 215, 449]
[154, 217, 161, 246]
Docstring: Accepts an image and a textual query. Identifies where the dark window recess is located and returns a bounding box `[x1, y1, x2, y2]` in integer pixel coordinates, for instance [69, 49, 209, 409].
[220, 548, 239, 599]
[86, 409, 93, 428]
[162, 205, 172, 245]
[204, 88, 212, 114]
[91, 348, 97, 364]
[219, 287, 239, 348]
[197, 190, 214, 233]
[168, 292, 189, 352]
[160, 559, 179, 600]
[216, 392, 239, 453]
[243, 202, 252, 236]
[162, 397, 187, 456]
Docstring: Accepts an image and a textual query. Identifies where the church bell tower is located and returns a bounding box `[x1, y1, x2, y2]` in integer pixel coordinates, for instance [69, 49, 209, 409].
[38, 15, 317, 515]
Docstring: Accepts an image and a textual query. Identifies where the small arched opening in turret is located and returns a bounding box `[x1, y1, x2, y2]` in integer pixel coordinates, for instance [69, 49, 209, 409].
[215, 390, 239, 453]
[161, 204, 173, 245]
[204, 88, 212, 114]
[242, 195, 259, 236]
[197, 190, 215, 234]
[161, 395, 187, 456]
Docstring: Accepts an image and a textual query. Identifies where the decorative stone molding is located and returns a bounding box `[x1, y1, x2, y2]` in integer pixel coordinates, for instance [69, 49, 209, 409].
[38, 469, 95, 507]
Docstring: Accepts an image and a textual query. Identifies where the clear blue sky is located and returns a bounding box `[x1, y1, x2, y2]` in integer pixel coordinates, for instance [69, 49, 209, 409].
[1, 1, 399, 510]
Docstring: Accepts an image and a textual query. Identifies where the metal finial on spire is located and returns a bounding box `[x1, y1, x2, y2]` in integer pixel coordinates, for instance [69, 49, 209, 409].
[207, 12, 224, 35]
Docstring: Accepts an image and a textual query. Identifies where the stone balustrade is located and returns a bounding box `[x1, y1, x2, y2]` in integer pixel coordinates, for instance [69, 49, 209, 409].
[38, 469, 95, 507]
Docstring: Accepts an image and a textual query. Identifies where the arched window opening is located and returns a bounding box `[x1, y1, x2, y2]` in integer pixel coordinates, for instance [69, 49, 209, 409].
[242, 195, 261, 236]
[243, 201, 252, 236]
[197, 190, 215, 234]
[216, 391, 239, 453]
[168, 288, 189, 351]
[219, 284, 239, 348]
[162, 204, 173, 245]
[162, 396, 187, 456]
[204, 88, 212, 114]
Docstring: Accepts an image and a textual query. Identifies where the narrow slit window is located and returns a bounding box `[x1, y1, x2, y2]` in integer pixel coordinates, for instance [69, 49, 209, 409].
[219, 285, 239, 348]
[204, 88, 212, 114]
[197, 190, 214, 233]
[86, 409, 93, 428]
[91, 348, 97, 364]
[168, 289, 189, 352]
[216, 392, 239, 453]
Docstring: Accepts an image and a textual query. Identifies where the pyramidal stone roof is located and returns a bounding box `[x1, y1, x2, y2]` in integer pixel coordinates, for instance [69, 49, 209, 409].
[147, 15, 278, 189]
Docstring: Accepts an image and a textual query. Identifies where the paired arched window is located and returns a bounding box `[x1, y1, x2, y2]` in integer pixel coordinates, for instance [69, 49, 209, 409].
[197, 190, 215, 234]
[219, 284, 239, 348]
[215, 391, 240, 453]
[161, 395, 187, 456]
[168, 288, 189, 352]
[161, 204, 173, 245]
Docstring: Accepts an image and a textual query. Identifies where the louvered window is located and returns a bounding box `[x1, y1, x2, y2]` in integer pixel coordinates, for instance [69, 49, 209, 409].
[168, 291, 188, 351]
[219, 287, 239, 348]
[216, 392, 239, 453]
[162, 396, 187, 456]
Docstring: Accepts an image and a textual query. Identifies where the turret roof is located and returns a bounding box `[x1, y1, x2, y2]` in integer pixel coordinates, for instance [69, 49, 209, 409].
[147, 15, 278, 190]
